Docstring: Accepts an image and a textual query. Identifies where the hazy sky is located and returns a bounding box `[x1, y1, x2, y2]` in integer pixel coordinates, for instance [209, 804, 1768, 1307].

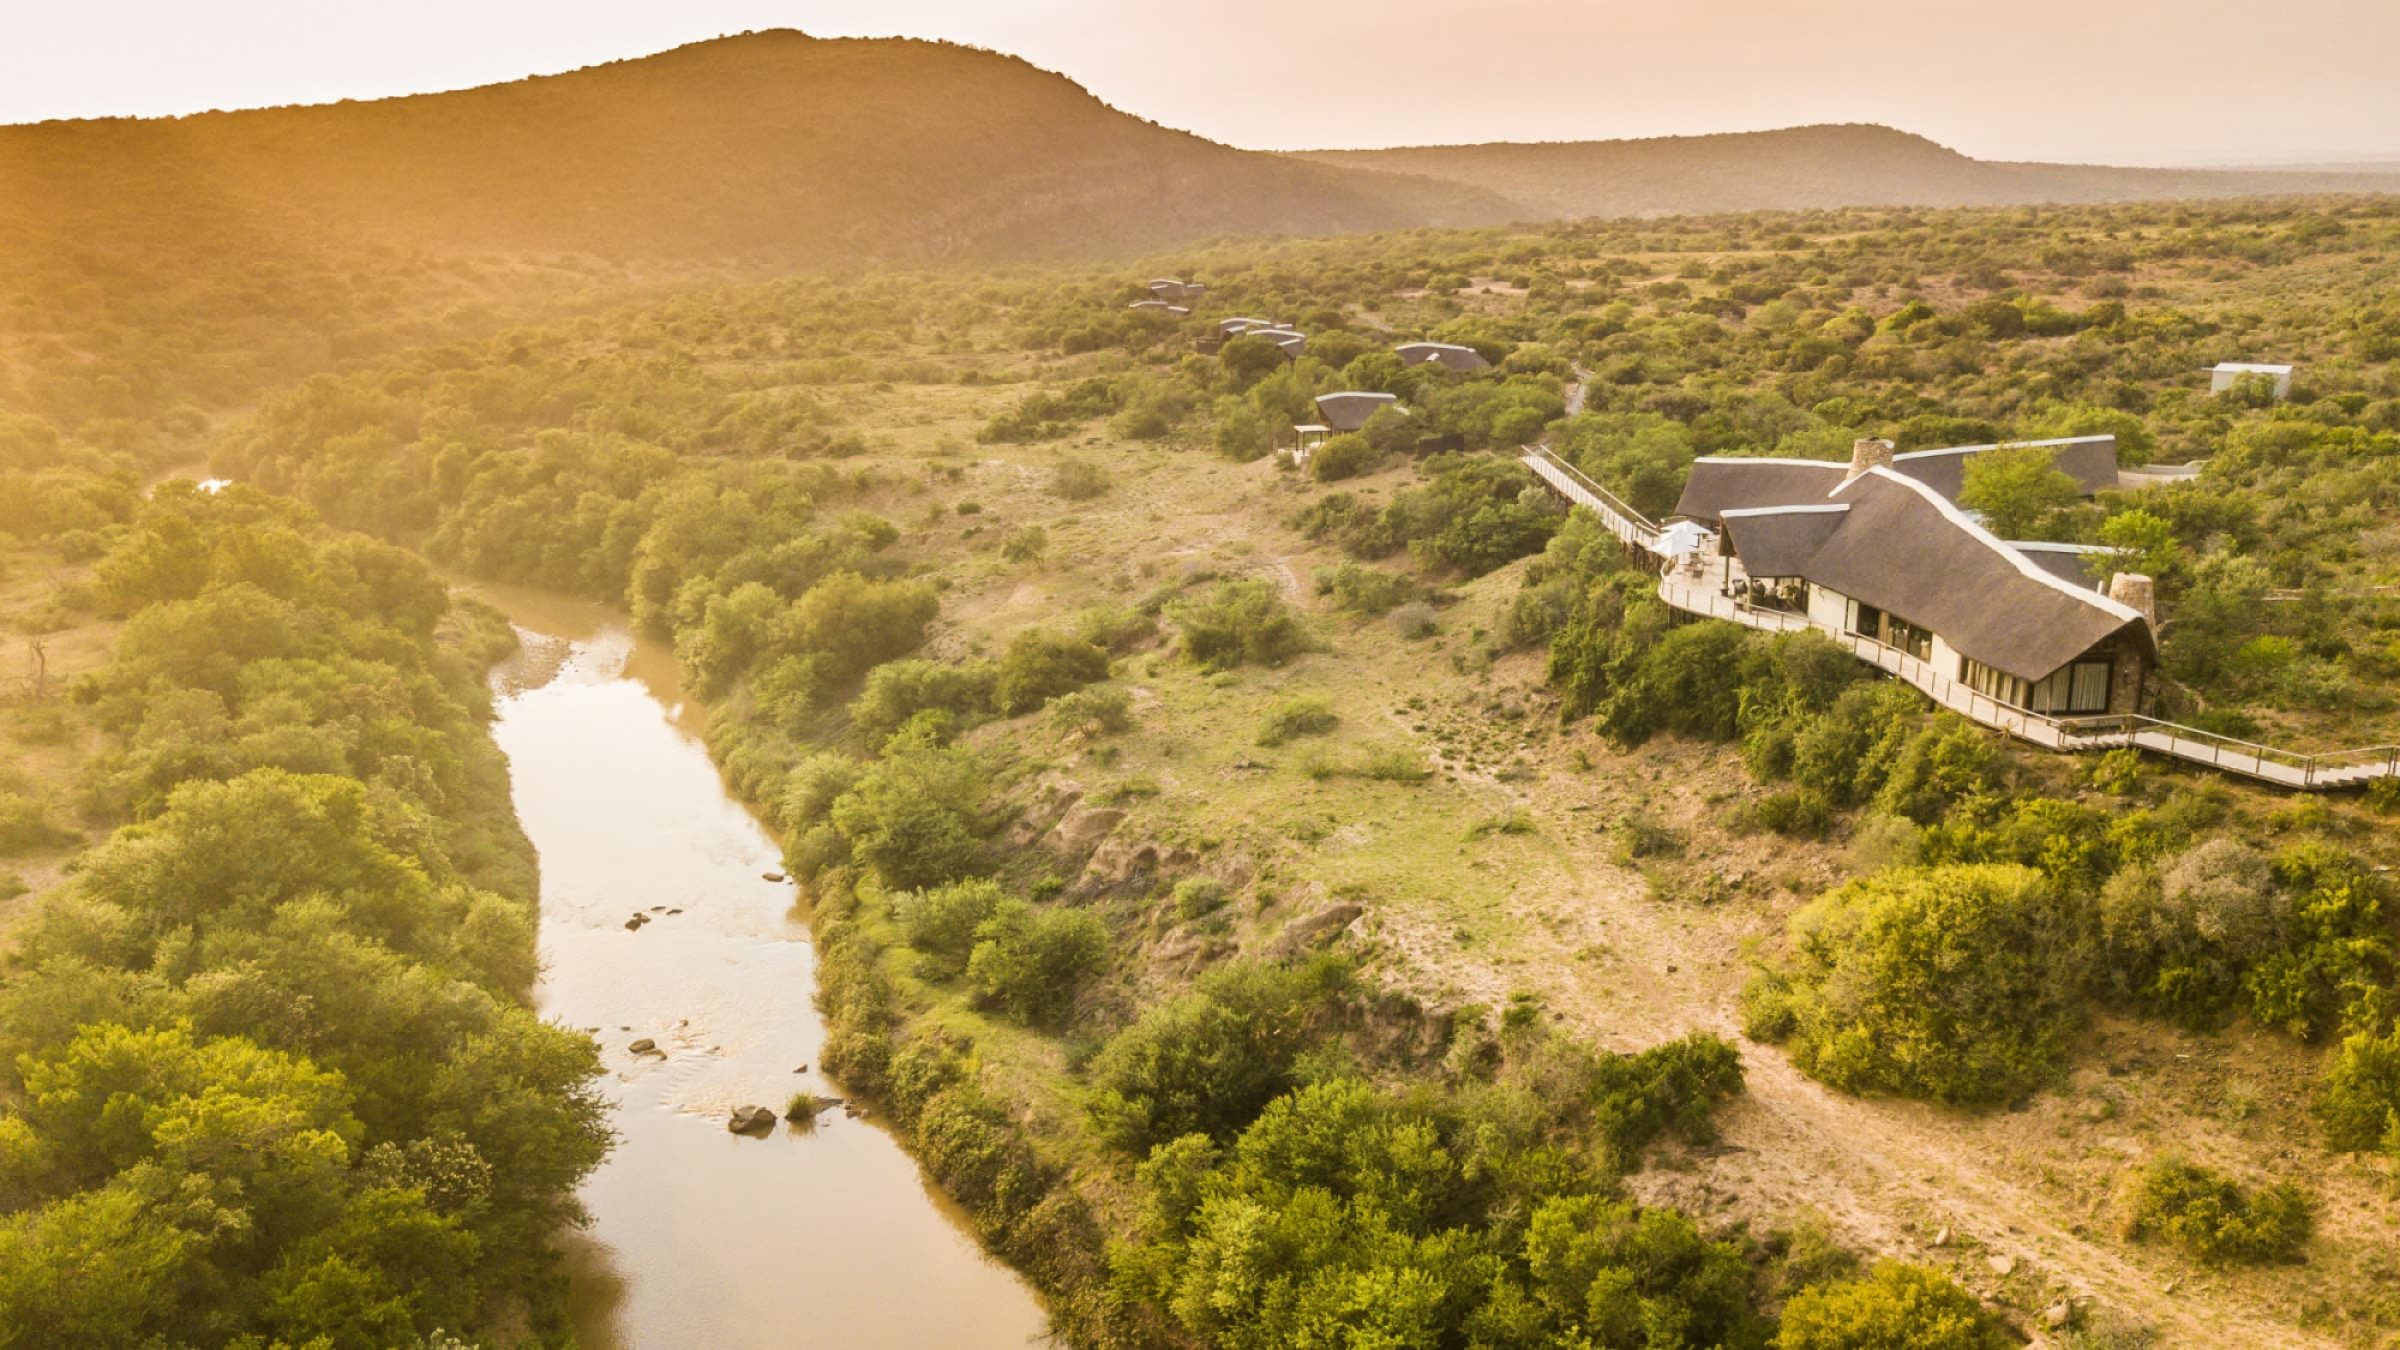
[9, 1, 2399, 165]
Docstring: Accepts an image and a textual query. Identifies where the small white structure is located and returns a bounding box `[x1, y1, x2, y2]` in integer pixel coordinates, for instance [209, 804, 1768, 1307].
[1148, 279, 1208, 305]
[1127, 299, 1191, 315]
[1284, 424, 1334, 468]
[1395, 341, 1491, 373]
[2209, 362, 2294, 400]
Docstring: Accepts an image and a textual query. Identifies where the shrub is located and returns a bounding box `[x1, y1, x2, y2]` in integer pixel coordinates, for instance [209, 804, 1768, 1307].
[1072, 604, 1155, 653]
[1872, 717, 2005, 825]
[1087, 957, 1352, 1152]
[1169, 579, 1307, 670]
[829, 745, 987, 890]
[1360, 746, 1429, 782]
[1308, 433, 1381, 482]
[965, 902, 1110, 1026]
[1388, 601, 1439, 639]
[1742, 864, 2088, 1105]
[1171, 877, 1227, 921]
[849, 660, 997, 741]
[1775, 1261, 2009, 1350]
[2097, 839, 2281, 1028]
[1051, 459, 1113, 501]
[0, 792, 65, 855]
[1317, 560, 1414, 617]
[1047, 685, 1132, 738]
[2122, 1158, 2312, 1266]
[1257, 695, 1338, 746]
[994, 630, 1110, 716]
[1611, 808, 1684, 862]
[1001, 525, 1048, 561]
[2315, 1025, 2400, 1161]
[895, 878, 1007, 978]
[1741, 787, 1836, 839]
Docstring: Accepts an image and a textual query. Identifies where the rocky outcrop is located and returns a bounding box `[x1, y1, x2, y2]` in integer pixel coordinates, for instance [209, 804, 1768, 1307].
[1051, 804, 1125, 855]
[1264, 901, 1364, 959]
[728, 1105, 779, 1136]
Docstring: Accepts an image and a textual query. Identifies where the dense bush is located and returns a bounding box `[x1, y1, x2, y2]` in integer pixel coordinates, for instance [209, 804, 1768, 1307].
[994, 630, 1111, 716]
[964, 902, 1109, 1026]
[2315, 1026, 2400, 1161]
[849, 658, 997, 741]
[1258, 696, 1339, 746]
[896, 878, 1007, 978]
[1774, 1261, 2010, 1350]
[2122, 1157, 2313, 1266]
[1168, 578, 1308, 670]
[1110, 1030, 1755, 1349]
[1087, 957, 1354, 1153]
[1743, 864, 2089, 1104]
[828, 744, 989, 889]
[1308, 432, 1381, 481]
[0, 499, 604, 1344]
[1317, 559, 1417, 616]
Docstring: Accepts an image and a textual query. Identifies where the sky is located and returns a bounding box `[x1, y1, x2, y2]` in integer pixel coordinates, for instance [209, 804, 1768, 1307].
[8, 0, 2400, 165]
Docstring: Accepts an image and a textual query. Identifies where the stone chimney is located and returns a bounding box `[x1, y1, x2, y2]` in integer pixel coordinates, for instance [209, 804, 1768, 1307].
[2107, 572, 2157, 626]
[1845, 437, 1895, 483]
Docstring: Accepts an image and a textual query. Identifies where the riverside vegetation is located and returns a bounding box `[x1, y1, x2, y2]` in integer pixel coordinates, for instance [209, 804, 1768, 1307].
[7, 193, 2400, 1344]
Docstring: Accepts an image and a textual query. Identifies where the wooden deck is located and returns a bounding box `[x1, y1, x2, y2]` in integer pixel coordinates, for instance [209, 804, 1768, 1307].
[1525, 449, 2400, 790]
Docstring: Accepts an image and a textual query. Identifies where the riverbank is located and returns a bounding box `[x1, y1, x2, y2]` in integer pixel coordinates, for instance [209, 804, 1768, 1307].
[474, 582, 1047, 1348]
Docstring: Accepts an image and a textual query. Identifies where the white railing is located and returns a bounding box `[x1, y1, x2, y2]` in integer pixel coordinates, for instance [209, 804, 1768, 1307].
[1520, 446, 1659, 551]
[1655, 574, 2398, 790]
[1526, 456, 2400, 789]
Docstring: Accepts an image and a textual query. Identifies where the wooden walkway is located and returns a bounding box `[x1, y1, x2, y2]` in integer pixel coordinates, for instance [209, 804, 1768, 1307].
[1524, 449, 2400, 791]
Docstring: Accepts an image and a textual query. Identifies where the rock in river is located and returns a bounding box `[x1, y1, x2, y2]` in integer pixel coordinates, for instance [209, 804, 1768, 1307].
[628, 1038, 658, 1055]
[762, 871, 787, 883]
[728, 1105, 779, 1136]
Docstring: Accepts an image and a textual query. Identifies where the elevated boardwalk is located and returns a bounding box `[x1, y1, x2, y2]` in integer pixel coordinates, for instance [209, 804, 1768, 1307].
[1523, 448, 2399, 791]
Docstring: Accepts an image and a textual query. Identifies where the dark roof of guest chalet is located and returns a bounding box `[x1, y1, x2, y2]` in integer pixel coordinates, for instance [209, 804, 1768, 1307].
[1673, 435, 2120, 525]
[1672, 457, 1850, 524]
[1314, 391, 1399, 433]
[2008, 541, 2116, 590]
[1720, 505, 1850, 578]
[1888, 434, 2119, 500]
[1790, 469, 2153, 683]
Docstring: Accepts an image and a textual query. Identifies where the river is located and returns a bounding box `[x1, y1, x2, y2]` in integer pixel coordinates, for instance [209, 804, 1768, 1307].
[479, 584, 1049, 1349]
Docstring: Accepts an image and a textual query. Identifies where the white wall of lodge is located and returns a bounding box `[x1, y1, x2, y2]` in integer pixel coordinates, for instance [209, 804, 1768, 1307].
[1804, 582, 1848, 631]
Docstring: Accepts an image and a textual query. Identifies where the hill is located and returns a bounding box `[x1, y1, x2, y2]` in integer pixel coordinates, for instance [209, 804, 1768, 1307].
[0, 30, 1510, 266]
[1298, 124, 2400, 219]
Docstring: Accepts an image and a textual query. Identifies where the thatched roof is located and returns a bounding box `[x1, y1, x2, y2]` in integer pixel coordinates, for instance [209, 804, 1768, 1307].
[1314, 391, 1399, 433]
[1889, 434, 2118, 500]
[1795, 470, 2151, 682]
[1720, 505, 1850, 577]
[1672, 457, 1848, 524]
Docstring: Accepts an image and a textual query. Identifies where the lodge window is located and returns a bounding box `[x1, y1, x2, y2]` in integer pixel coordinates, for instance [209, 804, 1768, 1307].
[1845, 598, 1932, 661]
[1960, 657, 2113, 714]
[2029, 659, 2113, 715]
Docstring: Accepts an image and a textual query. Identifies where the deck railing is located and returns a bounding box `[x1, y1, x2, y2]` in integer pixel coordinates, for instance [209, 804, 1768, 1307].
[1526, 456, 2400, 789]
[1521, 447, 1660, 551]
[1655, 574, 2399, 790]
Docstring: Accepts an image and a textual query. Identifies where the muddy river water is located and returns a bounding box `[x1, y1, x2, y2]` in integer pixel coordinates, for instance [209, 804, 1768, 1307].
[479, 585, 1047, 1348]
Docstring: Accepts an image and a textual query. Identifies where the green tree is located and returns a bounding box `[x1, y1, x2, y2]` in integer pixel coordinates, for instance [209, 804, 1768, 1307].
[1743, 864, 2088, 1104]
[1775, 1262, 2007, 1350]
[1957, 445, 2081, 538]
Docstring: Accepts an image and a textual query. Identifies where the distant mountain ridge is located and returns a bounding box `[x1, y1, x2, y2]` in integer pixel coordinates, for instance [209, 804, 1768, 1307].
[3, 33, 2397, 275]
[1296, 124, 2400, 220]
[0, 30, 1508, 266]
